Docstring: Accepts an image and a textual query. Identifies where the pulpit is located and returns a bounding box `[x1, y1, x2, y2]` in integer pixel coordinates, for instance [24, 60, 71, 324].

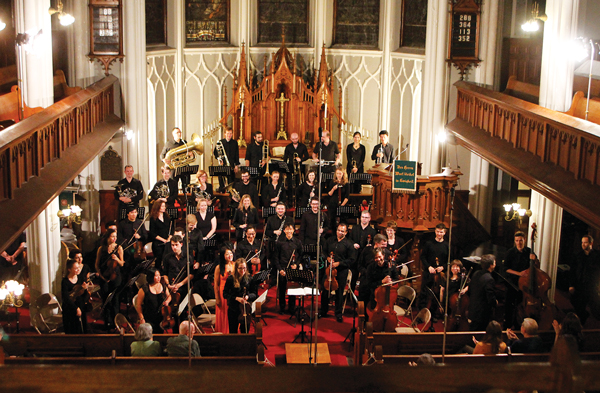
[369, 167, 461, 231]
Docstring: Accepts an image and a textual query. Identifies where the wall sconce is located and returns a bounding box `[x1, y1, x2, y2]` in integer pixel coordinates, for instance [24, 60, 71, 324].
[503, 203, 532, 222]
[0, 280, 25, 308]
[521, 1, 547, 32]
[57, 204, 83, 225]
[48, 0, 75, 26]
[0, 19, 6, 31]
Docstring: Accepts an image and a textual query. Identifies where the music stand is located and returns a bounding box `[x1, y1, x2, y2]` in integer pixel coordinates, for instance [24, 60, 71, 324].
[251, 269, 271, 286]
[343, 288, 359, 346]
[285, 269, 315, 343]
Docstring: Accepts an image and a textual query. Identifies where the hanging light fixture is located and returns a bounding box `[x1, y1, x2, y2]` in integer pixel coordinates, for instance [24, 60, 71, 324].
[521, 1, 547, 32]
[48, 0, 75, 26]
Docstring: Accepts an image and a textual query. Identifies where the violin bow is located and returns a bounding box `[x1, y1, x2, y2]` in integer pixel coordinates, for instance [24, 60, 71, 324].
[380, 274, 421, 287]
[121, 212, 150, 252]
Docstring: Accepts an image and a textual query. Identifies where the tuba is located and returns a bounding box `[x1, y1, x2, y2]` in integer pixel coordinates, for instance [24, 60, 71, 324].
[215, 140, 231, 167]
[262, 140, 271, 178]
[165, 133, 204, 169]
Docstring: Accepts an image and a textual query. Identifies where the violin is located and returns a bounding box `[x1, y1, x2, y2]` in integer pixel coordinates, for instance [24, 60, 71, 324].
[160, 288, 175, 331]
[133, 240, 146, 260]
[102, 245, 121, 282]
[68, 273, 98, 301]
[322, 252, 339, 292]
[248, 248, 261, 276]
[518, 223, 554, 329]
[367, 261, 399, 332]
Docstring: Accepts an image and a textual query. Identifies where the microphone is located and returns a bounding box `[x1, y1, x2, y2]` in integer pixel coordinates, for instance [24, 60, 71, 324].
[318, 127, 323, 139]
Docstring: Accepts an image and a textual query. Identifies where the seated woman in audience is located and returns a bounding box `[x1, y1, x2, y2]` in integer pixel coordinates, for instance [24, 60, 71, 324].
[194, 169, 214, 206]
[232, 194, 259, 242]
[61, 257, 89, 334]
[553, 312, 584, 351]
[472, 320, 507, 355]
[130, 323, 163, 356]
[195, 198, 217, 241]
[223, 258, 258, 334]
[135, 267, 171, 334]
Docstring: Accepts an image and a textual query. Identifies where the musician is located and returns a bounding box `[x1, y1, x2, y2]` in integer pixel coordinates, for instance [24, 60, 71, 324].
[312, 130, 341, 172]
[0, 231, 26, 282]
[114, 165, 144, 212]
[214, 126, 240, 191]
[95, 229, 124, 331]
[371, 130, 394, 164]
[236, 225, 266, 273]
[161, 235, 192, 301]
[244, 131, 265, 170]
[160, 127, 191, 191]
[350, 210, 378, 251]
[569, 235, 600, 324]
[417, 223, 449, 314]
[194, 198, 217, 241]
[284, 132, 310, 198]
[503, 231, 533, 329]
[61, 257, 89, 334]
[136, 267, 171, 334]
[299, 198, 329, 247]
[232, 194, 260, 242]
[223, 258, 258, 333]
[186, 215, 205, 263]
[233, 170, 259, 209]
[364, 247, 399, 310]
[193, 169, 214, 206]
[384, 221, 408, 264]
[439, 260, 469, 308]
[273, 223, 304, 314]
[149, 200, 173, 266]
[296, 170, 318, 208]
[149, 166, 178, 207]
[262, 170, 286, 208]
[321, 223, 356, 322]
[468, 254, 497, 331]
[356, 234, 389, 295]
[325, 167, 349, 229]
[214, 246, 236, 334]
[117, 206, 148, 268]
[265, 202, 294, 241]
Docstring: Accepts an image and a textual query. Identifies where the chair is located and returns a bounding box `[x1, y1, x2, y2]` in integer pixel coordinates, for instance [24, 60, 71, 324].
[395, 308, 431, 333]
[393, 285, 416, 327]
[34, 293, 63, 333]
[190, 293, 216, 333]
[115, 313, 135, 333]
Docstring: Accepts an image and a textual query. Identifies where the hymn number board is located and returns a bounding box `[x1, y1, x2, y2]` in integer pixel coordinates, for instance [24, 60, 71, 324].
[447, 0, 481, 79]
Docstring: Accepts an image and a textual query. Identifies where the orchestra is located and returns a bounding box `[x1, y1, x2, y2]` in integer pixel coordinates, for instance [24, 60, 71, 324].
[46, 123, 586, 353]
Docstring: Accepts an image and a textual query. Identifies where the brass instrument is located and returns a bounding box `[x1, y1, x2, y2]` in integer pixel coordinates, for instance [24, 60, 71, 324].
[164, 133, 204, 169]
[113, 184, 137, 200]
[215, 140, 230, 167]
[262, 140, 271, 178]
[293, 152, 304, 183]
[150, 182, 170, 204]
[226, 183, 241, 202]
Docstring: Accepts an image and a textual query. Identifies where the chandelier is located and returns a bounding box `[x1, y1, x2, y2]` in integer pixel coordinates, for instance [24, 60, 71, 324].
[0, 280, 25, 308]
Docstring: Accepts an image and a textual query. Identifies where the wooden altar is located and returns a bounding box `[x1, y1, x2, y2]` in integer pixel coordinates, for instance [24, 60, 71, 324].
[220, 40, 345, 152]
[369, 168, 462, 231]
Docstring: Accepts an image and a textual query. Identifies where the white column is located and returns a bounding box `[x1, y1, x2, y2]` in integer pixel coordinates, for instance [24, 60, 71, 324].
[174, 0, 184, 129]
[15, 0, 54, 107]
[418, 0, 450, 174]
[531, 0, 580, 301]
[66, 0, 98, 88]
[122, 0, 151, 194]
[468, 0, 501, 233]
[378, 0, 394, 132]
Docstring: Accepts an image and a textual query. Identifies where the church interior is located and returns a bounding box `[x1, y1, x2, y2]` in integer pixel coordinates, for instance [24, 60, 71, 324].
[0, 0, 600, 391]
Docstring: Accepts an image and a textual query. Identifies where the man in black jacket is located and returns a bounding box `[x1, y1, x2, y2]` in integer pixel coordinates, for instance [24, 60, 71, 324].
[503, 231, 532, 329]
[273, 224, 303, 314]
[160, 127, 191, 191]
[148, 166, 178, 207]
[214, 126, 240, 191]
[569, 234, 600, 324]
[468, 254, 497, 331]
[114, 165, 144, 213]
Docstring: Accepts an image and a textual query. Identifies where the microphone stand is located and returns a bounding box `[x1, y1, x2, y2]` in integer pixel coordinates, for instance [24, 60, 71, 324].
[184, 183, 193, 367]
[309, 128, 325, 366]
[442, 186, 455, 364]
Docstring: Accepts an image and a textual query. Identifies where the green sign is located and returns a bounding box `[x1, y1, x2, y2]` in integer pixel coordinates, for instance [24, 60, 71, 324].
[393, 160, 417, 193]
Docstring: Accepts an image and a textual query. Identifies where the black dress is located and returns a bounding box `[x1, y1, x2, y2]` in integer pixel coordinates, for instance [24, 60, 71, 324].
[223, 275, 258, 334]
[141, 283, 168, 334]
[96, 247, 122, 331]
[194, 210, 215, 239]
[61, 275, 88, 334]
[232, 207, 260, 242]
[296, 181, 317, 208]
[150, 214, 173, 264]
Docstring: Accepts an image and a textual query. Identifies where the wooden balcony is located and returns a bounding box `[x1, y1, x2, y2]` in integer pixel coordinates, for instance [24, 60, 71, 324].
[0, 76, 124, 251]
[446, 81, 600, 229]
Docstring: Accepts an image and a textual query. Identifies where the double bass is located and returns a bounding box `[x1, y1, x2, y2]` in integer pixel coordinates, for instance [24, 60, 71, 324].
[518, 223, 554, 330]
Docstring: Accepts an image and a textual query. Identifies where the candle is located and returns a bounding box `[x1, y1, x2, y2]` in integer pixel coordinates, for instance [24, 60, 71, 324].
[240, 103, 244, 117]
[324, 103, 327, 118]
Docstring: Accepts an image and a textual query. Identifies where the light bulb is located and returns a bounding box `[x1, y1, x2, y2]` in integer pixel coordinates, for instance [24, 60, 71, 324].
[59, 13, 75, 26]
[0, 20, 6, 31]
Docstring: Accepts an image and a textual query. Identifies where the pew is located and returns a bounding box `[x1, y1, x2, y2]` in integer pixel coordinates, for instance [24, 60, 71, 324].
[4, 355, 259, 367]
[0, 85, 43, 124]
[504, 75, 540, 104]
[564, 90, 600, 125]
[53, 69, 82, 102]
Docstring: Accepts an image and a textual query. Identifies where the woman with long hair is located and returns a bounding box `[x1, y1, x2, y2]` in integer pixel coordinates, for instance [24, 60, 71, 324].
[232, 194, 259, 242]
[473, 320, 507, 354]
[149, 200, 172, 264]
[95, 229, 124, 331]
[214, 246, 235, 333]
[326, 166, 349, 229]
[61, 257, 89, 334]
[296, 170, 318, 208]
[135, 267, 171, 334]
[223, 258, 258, 333]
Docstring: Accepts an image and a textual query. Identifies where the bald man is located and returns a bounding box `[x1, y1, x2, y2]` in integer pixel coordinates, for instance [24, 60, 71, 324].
[283, 133, 309, 202]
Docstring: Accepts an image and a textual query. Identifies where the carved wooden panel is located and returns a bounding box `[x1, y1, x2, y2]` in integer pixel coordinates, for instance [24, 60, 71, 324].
[501, 37, 543, 90]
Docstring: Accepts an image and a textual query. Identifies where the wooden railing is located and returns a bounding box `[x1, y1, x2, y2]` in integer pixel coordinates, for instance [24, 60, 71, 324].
[447, 81, 600, 228]
[0, 76, 116, 201]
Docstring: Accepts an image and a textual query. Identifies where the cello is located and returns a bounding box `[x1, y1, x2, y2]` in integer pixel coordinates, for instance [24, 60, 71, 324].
[517, 223, 554, 330]
[367, 254, 399, 332]
[447, 268, 471, 331]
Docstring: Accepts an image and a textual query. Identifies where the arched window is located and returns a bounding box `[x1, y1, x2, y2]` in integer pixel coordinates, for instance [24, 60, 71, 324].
[185, 0, 229, 44]
[257, 0, 309, 45]
[333, 0, 380, 48]
[400, 0, 428, 49]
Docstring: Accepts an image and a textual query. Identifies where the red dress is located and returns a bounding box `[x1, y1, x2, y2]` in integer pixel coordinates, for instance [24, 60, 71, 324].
[215, 269, 230, 333]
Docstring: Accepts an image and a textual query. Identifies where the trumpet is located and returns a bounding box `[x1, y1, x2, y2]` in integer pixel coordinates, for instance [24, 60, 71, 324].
[263, 140, 271, 178]
[216, 140, 231, 167]
[164, 133, 204, 169]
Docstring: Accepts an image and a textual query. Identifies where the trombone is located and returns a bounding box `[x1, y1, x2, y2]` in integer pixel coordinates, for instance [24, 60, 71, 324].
[262, 140, 271, 178]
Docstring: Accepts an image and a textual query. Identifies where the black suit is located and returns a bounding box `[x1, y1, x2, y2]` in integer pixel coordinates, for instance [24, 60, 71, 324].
[273, 235, 303, 312]
[321, 236, 356, 318]
[468, 269, 496, 331]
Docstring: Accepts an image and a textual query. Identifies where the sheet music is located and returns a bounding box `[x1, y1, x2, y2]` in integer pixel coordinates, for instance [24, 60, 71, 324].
[287, 287, 320, 296]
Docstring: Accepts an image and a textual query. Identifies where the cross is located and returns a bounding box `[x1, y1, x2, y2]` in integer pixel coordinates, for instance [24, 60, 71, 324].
[275, 92, 289, 140]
